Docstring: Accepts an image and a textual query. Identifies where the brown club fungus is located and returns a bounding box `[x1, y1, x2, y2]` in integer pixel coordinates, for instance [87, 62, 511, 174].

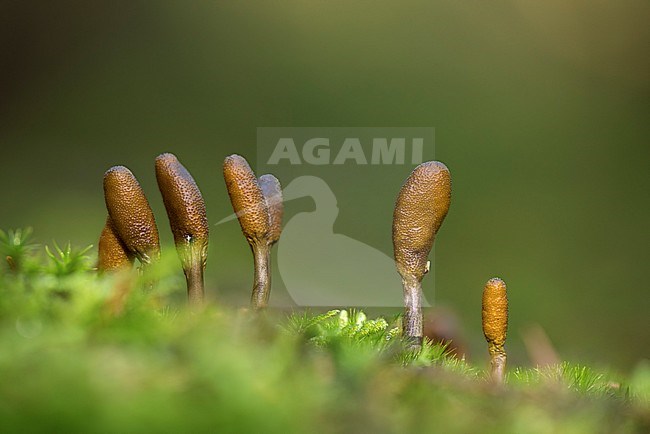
[103, 165, 161, 267]
[223, 155, 283, 310]
[392, 161, 451, 347]
[482, 277, 508, 385]
[97, 216, 135, 272]
[155, 153, 209, 305]
[255, 173, 284, 307]
[258, 174, 284, 246]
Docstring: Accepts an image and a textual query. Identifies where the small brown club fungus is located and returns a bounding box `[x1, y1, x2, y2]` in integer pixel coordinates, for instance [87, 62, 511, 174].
[97, 216, 134, 272]
[392, 161, 451, 347]
[255, 173, 283, 307]
[258, 174, 283, 246]
[482, 277, 508, 385]
[102, 165, 160, 267]
[223, 155, 283, 310]
[155, 153, 209, 305]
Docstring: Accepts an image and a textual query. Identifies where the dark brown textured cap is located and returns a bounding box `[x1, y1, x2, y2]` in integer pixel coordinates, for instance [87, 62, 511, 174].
[223, 155, 270, 244]
[103, 165, 160, 264]
[97, 216, 134, 272]
[482, 277, 508, 350]
[258, 174, 283, 245]
[392, 161, 451, 280]
[155, 153, 209, 249]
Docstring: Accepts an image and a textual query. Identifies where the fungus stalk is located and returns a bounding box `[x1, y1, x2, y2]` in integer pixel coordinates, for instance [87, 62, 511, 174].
[156, 153, 209, 306]
[255, 174, 283, 308]
[392, 161, 451, 348]
[482, 277, 508, 385]
[177, 238, 207, 306]
[251, 240, 271, 308]
[223, 155, 283, 310]
[401, 274, 423, 343]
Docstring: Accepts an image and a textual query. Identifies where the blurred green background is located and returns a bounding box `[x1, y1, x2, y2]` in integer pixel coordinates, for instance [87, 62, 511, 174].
[1, 1, 648, 370]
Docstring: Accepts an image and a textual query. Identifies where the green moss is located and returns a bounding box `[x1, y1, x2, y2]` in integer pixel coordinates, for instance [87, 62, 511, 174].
[0, 228, 647, 433]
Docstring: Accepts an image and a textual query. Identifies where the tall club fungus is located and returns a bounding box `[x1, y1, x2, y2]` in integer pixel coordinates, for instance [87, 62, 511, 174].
[255, 173, 283, 307]
[223, 155, 283, 310]
[155, 153, 209, 305]
[102, 166, 160, 268]
[392, 161, 451, 347]
[482, 277, 508, 384]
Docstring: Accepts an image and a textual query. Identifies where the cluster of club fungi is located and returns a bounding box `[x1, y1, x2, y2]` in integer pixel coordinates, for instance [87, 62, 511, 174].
[97, 153, 508, 383]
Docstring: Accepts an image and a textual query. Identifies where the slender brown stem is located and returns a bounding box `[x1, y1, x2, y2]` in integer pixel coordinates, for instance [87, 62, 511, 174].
[250, 242, 271, 310]
[489, 345, 507, 385]
[402, 275, 423, 349]
[179, 242, 205, 307]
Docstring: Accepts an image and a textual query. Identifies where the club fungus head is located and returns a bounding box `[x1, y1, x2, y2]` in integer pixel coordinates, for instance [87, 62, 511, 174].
[103, 165, 160, 265]
[258, 174, 283, 245]
[223, 155, 270, 246]
[156, 153, 209, 305]
[97, 216, 135, 272]
[392, 161, 451, 281]
[155, 153, 209, 261]
[482, 277, 508, 354]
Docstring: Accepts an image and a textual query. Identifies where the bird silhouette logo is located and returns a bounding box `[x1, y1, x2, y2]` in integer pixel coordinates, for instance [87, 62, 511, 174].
[217, 175, 434, 307]
[278, 176, 432, 307]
